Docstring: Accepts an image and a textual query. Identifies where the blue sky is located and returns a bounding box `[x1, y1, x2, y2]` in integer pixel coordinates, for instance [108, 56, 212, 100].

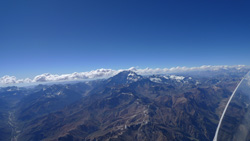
[1, 0, 250, 79]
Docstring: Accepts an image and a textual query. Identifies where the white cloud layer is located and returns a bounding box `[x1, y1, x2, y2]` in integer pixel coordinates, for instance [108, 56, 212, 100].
[0, 65, 248, 85]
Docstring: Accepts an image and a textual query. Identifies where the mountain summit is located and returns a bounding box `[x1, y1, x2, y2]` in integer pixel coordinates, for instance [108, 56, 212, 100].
[106, 71, 142, 86]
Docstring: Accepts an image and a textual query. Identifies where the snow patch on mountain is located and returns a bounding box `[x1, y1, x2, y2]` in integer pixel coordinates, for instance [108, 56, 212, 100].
[169, 75, 185, 80]
[150, 78, 162, 83]
[127, 72, 141, 82]
[163, 76, 169, 79]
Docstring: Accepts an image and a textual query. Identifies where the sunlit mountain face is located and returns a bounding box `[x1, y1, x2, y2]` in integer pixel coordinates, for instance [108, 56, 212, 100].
[0, 67, 249, 141]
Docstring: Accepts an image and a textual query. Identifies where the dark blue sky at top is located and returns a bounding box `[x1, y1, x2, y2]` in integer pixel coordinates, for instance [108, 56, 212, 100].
[0, 0, 250, 78]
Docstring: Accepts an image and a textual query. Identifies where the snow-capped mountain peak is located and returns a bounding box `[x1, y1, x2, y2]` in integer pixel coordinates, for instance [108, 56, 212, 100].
[127, 72, 141, 82]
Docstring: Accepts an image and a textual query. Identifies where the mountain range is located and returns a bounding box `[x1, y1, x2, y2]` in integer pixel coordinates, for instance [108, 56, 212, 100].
[0, 68, 249, 141]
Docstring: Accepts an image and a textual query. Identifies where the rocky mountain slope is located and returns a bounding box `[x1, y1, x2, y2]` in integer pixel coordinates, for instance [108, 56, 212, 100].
[0, 68, 248, 141]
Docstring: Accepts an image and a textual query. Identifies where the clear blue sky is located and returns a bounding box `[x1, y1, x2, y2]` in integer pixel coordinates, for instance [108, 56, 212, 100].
[1, 0, 250, 79]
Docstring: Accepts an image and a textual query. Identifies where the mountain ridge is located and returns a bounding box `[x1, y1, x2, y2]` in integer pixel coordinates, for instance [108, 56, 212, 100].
[0, 68, 249, 140]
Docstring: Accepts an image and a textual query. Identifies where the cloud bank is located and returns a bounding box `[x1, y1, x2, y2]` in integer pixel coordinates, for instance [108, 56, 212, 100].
[0, 65, 248, 86]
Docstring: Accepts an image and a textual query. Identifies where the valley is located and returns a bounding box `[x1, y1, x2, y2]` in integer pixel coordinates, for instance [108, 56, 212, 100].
[0, 68, 249, 141]
[9, 110, 21, 141]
